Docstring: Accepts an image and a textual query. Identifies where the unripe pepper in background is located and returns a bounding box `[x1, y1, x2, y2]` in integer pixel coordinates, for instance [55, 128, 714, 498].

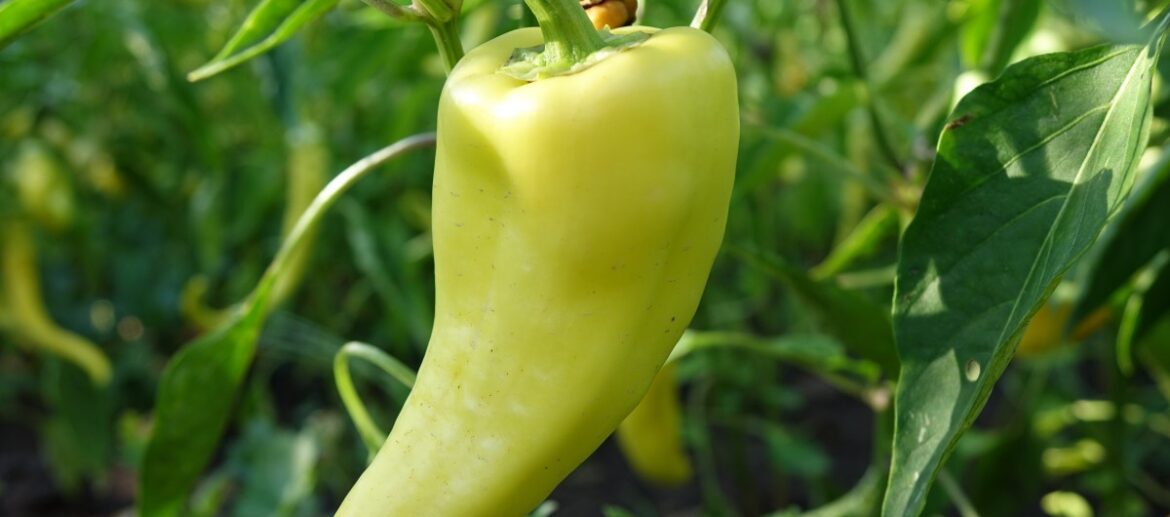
[338, 25, 738, 516]
[1016, 303, 1071, 358]
[0, 220, 111, 385]
[616, 361, 694, 486]
[12, 140, 74, 233]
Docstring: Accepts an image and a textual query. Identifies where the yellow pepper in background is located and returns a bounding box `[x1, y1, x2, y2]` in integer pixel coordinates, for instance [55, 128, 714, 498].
[12, 140, 74, 233]
[1016, 303, 1071, 358]
[338, 23, 738, 516]
[0, 220, 111, 386]
[1015, 301, 1113, 359]
[616, 361, 693, 486]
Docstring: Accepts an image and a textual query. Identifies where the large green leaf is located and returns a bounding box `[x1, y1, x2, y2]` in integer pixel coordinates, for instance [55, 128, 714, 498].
[1075, 154, 1170, 321]
[884, 40, 1159, 516]
[0, 0, 76, 49]
[187, 0, 340, 82]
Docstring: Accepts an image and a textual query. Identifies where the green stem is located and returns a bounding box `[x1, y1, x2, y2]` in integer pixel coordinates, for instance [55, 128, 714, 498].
[246, 134, 437, 311]
[334, 341, 418, 457]
[938, 470, 980, 517]
[835, 0, 904, 174]
[523, 0, 606, 65]
[428, 18, 465, 73]
[691, 0, 729, 33]
[749, 120, 900, 206]
[413, 0, 455, 22]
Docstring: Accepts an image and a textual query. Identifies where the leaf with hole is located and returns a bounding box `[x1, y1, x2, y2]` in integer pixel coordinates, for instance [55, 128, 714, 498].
[884, 39, 1160, 516]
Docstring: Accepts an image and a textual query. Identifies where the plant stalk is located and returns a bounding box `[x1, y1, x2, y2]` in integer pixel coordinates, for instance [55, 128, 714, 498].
[522, 0, 606, 65]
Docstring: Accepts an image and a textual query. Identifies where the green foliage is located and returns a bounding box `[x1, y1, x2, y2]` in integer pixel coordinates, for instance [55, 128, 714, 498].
[0, 0, 77, 48]
[888, 40, 1161, 515]
[3, 0, 1170, 515]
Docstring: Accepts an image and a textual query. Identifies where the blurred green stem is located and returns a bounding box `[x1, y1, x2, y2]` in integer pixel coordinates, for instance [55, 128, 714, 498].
[749, 120, 903, 208]
[246, 133, 437, 311]
[835, 0, 903, 174]
[691, 0, 729, 32]
[938, 471, 980, 517]
[359, 0, 463, 73]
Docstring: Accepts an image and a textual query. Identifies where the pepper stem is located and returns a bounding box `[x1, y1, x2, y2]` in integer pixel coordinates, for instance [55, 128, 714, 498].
[523, 0, 606, 66]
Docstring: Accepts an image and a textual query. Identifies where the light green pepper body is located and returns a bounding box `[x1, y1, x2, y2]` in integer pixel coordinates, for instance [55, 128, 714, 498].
[339, 25, 737, 516]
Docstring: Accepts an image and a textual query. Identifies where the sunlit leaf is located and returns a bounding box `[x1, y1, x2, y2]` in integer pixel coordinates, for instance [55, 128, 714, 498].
[0, 0, 77, 48]
[885, 39, 1160, 516]
[187, 0, 340, 82]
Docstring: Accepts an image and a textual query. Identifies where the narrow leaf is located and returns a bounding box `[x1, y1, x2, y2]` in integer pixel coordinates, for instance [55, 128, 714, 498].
[884, 40, 1159, 517]
[137, 134, 435, 516]
[0, 0, 76, 49]
[139, 295, 270, 517]
[1136, 257, 1170, 346]
[187, 0, 340, 82]
[740, 249, 900, 377]
[1075, 154, 1170, 320]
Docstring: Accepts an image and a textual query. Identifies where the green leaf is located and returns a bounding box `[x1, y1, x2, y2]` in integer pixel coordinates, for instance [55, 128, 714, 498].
[1135, 258, 1170, 344]
[187, 0, 340, 82]
[739, 249, 900, 377]
[1074, 154, 1170, 321]
[226, 420, 319, 517]
[138, 298, 270, 517]
[674, 331, 879, 385]
[884, 40, 1159, 517]
[1120, 255, 1170, 374]
[0, 0, 76, 49]
[811, 203, 900, 280]
[137, 134, 435, 516]
[42, 361, 114, 493]
[961, 0, 1043, 75]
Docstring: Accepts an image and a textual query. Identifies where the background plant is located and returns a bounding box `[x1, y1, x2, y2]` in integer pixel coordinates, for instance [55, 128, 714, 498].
[2, 0, 1170, 515]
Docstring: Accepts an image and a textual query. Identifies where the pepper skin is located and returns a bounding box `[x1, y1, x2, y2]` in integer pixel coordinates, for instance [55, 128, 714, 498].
[337, 26, 737, 516]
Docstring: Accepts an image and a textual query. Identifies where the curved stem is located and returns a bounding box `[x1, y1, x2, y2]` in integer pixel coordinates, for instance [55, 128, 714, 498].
[334, 341, 418, 457]
[246, 133, 437, 310]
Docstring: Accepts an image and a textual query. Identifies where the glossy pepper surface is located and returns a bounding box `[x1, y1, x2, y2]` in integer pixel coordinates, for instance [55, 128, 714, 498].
[338, 25, 738, 516]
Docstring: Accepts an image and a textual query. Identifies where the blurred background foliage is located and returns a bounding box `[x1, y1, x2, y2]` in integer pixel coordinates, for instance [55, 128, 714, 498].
[2, 0, 1170, 515]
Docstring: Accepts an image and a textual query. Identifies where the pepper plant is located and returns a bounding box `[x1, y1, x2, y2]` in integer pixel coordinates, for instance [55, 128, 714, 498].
[2, 0, 1170, 516]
